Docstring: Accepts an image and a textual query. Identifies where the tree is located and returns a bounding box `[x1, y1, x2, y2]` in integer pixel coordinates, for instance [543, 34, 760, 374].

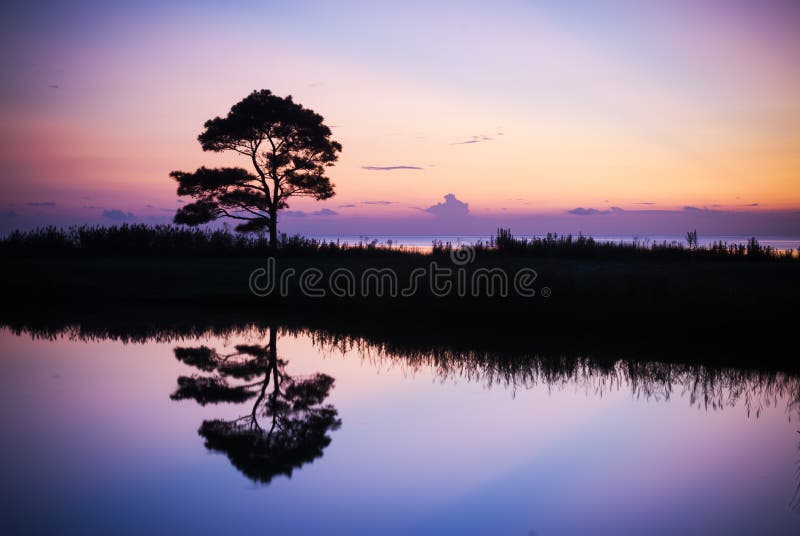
[170, 89, 342, 250]
[170, 325, 341, 484]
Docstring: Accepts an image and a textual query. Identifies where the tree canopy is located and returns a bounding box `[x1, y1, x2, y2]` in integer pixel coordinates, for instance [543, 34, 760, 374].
[171, 89, 341, 246]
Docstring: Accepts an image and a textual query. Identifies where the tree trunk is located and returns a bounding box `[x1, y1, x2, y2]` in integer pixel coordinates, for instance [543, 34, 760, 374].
[268, 221, 277, 253]
[267, 200, 278, 254]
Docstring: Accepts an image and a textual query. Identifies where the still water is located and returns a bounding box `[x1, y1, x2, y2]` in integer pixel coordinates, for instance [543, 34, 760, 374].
[1, 325, 798, 535]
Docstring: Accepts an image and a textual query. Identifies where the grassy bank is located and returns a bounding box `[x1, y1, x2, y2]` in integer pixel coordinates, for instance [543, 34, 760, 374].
[2, 253, 798, 316]
[3, 224, 799, 261]
[2, 225, 798, 336]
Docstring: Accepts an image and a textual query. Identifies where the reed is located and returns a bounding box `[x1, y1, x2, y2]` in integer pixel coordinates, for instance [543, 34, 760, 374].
[2, 224, 794, 262]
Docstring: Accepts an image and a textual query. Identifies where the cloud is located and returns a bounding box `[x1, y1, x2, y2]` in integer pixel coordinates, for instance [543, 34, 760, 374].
[102, 209, 136, 222]
[452, 135, 492, 145]
[48, 84, 59, 89]
[312, 209, 338, 216]
[27, 201, 56, 207]
[635, 202, 655, 205]
[284, 208, 338, 218]
[361, 165, 423, 171]
[2, 210, 18, 218]
[425, 193, 470, 218]
[144, 204, 175, 212]
[566, 205, 770, 219]
[568, 208, 602, 215]
[339, 201, 396, 209]
[568, 207, 625, 216]
[744, 203, 759, 207]
[83, 205, 103, 209]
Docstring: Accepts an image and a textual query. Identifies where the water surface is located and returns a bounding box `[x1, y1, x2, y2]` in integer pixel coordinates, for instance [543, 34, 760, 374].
[1, 325, 798, 535]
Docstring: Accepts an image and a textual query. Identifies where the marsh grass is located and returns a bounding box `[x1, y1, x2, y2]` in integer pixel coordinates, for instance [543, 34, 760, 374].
[0, 224, 422, 258]
[432, 228, 798, 262]
[2, 224, 796, 261]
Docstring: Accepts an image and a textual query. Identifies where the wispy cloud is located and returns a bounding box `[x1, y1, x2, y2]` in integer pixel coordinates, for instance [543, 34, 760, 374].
[567, 205, 757, 217]
[361, 165, 423, 171]
[339, 200, 396, 209]
[284, 208, 338, 218]
[452, 135, 492, 145]
[27, 201, 56, 207]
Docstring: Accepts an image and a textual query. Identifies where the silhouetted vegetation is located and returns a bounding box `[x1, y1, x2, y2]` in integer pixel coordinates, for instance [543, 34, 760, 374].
[2, 225, 796, 262]
[3, 226, 798, 331]
[0, 224, 421, 258]
[171, 89, 341, 250]
[436, 227, 798, 262]
[686, 229, 698, 248]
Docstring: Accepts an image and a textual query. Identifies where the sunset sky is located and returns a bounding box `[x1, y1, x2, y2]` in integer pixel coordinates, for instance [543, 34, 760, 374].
[2, 0, 799, 235]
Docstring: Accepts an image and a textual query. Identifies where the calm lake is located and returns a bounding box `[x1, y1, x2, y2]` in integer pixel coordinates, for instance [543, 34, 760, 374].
[1, 324, 798, 535]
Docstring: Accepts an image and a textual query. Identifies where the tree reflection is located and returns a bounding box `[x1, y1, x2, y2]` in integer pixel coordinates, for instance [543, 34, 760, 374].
[7, 314, 799, 504]
[170, 325, 341, 483]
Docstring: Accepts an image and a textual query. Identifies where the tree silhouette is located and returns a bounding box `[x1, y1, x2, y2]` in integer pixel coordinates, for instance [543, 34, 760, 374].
[170, 89, 341, 250]
[170, 325, 341, 483]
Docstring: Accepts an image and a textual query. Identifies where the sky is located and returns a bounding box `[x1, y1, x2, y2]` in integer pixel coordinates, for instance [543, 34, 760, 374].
[1, 0, 799, 235]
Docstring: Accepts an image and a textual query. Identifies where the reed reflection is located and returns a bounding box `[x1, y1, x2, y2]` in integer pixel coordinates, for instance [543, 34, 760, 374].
[170, 324, 341, 484]
[312, 331, 800, 418]
[5, 315, 800, 504]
